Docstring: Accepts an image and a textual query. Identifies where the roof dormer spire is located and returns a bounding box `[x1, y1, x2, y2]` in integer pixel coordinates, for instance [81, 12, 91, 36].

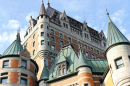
[39, 0, 46, 16]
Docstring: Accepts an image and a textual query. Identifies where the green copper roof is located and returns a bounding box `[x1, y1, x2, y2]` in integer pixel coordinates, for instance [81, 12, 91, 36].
[86, 59, 108, 73]
[40, 65, 49, 80]
[3, 33, 23, 55]
[49, 45, 78, 80]
[0, 54, 2, 57]
[77, 49, 89, 69]
[106, 13, 129, 49]
[57, 51, 66, 64]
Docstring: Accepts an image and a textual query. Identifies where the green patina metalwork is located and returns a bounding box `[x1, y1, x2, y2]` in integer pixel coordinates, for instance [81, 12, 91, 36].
[3, 34, 23, 56]
[106, 14, 129, 49]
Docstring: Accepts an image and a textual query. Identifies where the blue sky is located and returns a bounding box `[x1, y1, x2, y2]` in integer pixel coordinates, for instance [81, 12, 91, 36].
[0, 0, 130, 54]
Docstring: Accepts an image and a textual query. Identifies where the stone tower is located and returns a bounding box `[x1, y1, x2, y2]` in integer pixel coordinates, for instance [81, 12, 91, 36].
[105, 12, 130, 86]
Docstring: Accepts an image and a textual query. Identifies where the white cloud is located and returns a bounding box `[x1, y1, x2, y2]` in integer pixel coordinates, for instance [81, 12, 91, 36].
[2, 20, 20, 29]
[25, 11, 38, 21]
[111, 10, 127, 24]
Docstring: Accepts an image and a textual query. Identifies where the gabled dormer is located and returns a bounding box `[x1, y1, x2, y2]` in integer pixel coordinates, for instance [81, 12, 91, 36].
[99, 30, 107, 47]
[60, 11, 70, 30]
[82, 21, 90, 40]
[56, 52, 67, 76]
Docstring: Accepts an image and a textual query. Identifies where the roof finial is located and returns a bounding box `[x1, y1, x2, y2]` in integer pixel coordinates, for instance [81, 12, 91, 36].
[42, 0, 43, 3]
[84, 15, 86, 22]
[105, 6, 109, 17]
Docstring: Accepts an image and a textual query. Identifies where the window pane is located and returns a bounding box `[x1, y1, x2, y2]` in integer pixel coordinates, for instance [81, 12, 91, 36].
[21, 78, 27, 85]
[21, 60, 27, 69]
[60, 69, 62, 76]
[60, 33, 63, 38]
[51, 37, 55, 42]
[84, 84, 88, 86]
[84, 45, 87, 49]
[51, 29, 54, 34]
[92, 54, 95, 59]
[41, 25, 43, 28]
[68, 37, 71, 41]
[41, 32, 44, 36]
[86, 52, 89, 57]
[3, 61, 9, 68]
[63, 68, 66, 74]
[1, 78, 7, 84]
[51, 45, 55, 50]
[60, 41, 64, 46]
[115, 58, 124, 69]
[41, 40, 44, 45]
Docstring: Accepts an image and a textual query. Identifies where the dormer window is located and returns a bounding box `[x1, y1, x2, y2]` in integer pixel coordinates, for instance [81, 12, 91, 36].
[57, 62, 67, 76]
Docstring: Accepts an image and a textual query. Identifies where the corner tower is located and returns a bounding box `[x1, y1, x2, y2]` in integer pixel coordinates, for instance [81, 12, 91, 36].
[105, 11, 130, 86]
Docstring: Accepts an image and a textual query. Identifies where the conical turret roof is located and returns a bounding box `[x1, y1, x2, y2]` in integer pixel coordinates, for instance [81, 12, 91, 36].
[3, 33, 23, 55]
[106, 12, 129, 49]
[76, 48, 89, 70]
[40, 65, 49, 80]
[39, 2, 46, 16]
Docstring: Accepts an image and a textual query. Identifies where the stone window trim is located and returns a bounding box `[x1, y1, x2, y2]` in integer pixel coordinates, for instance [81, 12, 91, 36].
[59, 33, 63, 38]
[21, 60, 27, 69]
[60, 40, 64, 46]
[2, 60, 9, 68]
[51, 29, 54, 34]
[51, 36, 55, 42]
[33, 34, 35, 39]
[0, 77, 8, 84]
[115, 57, 124, 69]
[82, 82, 90, 86]
[41, 24, 44, 28]
[57, 62, 67, 76]
[33, 41, 35, 47]
[51, 45, 55, 51]
[20, 73, 28, 85]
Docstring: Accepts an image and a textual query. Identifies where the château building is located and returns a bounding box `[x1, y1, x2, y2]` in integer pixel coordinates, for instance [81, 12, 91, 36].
[0, 1, 129, 86]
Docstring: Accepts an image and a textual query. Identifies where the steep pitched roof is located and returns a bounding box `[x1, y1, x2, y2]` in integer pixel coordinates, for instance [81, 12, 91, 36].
[76, 49, 89, 70]
[39, 2, 46, 16]
[40, 65, 49, 80]
[3, 33, 23, 55]
[49, 45, 78, 80]
[106, 13, 129, 49]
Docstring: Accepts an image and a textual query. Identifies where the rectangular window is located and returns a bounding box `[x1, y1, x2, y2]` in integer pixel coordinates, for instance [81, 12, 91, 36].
[51, 57, 55, 61]
[1, 77, 7, 84]
[115, 57, 124, 69]
[3, 61, 9, 68]
[63, 68, 66, 74]
[21, 73, 27, 77]
[86, 52, 89, 57]
[21, 60, 27, 69]
[97, 50, 99, 54]
[51, 45, 55, 50]
[51, 37, 55, 42]
[33, 41, 35, 47]
[41, 40, 44, 45]
[41, 32, 44, 36]
[59, 69, 62, 76]
[84, 45, 87, 49]
[41, 25, 44, 28]
[60, 33, 63, 38]
[21, 78, 27, 85]
[84, 84, 88, 86]
[60, 41, 64, 46]
[51, 29, 54, 34]
[33, 34, 35, 39]
[1, 73, 8, 76]
[91, 47, 93, 51]
[68, 37, 71, 42]
[33, 50, 35, 56]
[92, 54, 95, 59]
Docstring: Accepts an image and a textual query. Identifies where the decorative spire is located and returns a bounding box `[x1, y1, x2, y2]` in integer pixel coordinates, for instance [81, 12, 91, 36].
[39, 0, 46, 16]
[16, 25, 21, 42]
[76, 47, 90, 70]
[47, 0, 50, 7]
[40, 62, 49, 80]
[106, 9, 129, 49]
